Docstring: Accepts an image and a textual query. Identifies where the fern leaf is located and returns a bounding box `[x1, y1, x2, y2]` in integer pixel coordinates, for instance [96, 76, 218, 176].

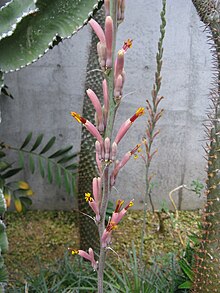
[55, 165, 62, 188]
[64, 170, 71, 194]
[30, 133, 44, 151]
[18, 151, 24, 168]
[47, 160, 53, 184]
[38, 156, 45, 178]
[48, 145, 73, 159]
[40, 136, 56, 154]
[57, 154, 77, 164]
[65, 163, 78, 170]
[29, 154, 35, 174]
[20, 132, 32, 150]
[2, 168, 22, 179]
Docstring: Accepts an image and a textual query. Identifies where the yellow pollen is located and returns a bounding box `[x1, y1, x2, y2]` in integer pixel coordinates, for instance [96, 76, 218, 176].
[136, 107, 145, 117]
[85, 192, 93, 202]
[71, 112, 82, 123]
[128, 201, 134, 207]
[68, 248, 79, 255]
[134, 154, 138, 159]
[137, 147, 142, 153]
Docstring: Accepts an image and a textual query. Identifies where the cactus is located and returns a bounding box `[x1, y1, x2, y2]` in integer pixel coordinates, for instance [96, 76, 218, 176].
[191, 1, 220, 292]
[0, 189, 8, 292]
[77, 7, 105, 251]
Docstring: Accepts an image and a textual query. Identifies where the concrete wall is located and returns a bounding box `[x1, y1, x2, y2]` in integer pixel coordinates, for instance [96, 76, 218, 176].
[0, 0, 212, 210]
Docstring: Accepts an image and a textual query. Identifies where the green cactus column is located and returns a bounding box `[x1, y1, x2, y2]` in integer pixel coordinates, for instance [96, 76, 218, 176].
[0, 189, 8, 292]
[77, 8, 105, 251]
[192, 1, 220, 292]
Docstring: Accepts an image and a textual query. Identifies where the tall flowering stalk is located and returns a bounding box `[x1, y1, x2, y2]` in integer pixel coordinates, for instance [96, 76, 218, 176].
[70, 1, 144, 291]
[138, 0, 166, 260]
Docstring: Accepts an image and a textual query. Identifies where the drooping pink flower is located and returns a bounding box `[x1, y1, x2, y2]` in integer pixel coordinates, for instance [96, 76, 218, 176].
[71, 112, 103, 144]
[111, 199, 134, 224]
[110, 144, 141, 187]
[86, 89, 104, 132]
[114, 108, 145, 145]
[69, 248, 98, 271]
[89, 19, 106, 44]
[85, 192, 100, 222]
[101, 199, 134, 247]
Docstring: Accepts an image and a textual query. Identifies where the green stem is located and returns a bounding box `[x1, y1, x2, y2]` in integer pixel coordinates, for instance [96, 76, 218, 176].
[97, 3, 118, 291]
[97, 166, 109, 293]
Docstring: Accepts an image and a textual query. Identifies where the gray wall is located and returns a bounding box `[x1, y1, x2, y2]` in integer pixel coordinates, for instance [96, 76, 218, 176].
[0, 0, 212, 210]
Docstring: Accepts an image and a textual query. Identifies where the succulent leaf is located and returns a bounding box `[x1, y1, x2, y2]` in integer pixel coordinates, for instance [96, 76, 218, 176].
[0, 0, 104, 72]
[0, 0, 37, 41]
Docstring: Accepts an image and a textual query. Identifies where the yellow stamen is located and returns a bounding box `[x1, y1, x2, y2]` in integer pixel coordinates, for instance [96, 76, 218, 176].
[128, 201, 134, 207]
[137, 147, 142, 153]
[126, 39, 133, 48]
[134, 154, 138, 159]
[71, 112, 82, 123]
[68, 248, 79, 255]
[85, 192, 93, 202]
[136, 107, 145, 117]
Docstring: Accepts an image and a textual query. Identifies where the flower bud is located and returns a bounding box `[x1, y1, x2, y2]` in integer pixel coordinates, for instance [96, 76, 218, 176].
[105, 16, 113, 68]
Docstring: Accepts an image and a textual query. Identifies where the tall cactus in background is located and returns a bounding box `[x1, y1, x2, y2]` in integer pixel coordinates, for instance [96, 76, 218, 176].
[191, 1, 220, 292]
[0, 189, 8, 293]
[77, 8, 105, 251]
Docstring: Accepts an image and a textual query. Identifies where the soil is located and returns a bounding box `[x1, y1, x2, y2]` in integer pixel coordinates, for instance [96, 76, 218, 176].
[4, 209, 200, 287]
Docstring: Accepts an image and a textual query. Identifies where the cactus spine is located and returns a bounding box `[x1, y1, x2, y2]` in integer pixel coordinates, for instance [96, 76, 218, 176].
[192, 1, 220, 292]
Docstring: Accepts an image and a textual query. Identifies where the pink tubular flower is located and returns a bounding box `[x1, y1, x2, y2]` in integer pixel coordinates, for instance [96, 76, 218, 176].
[104, 137, 111, 161]
[110, 144, 141, 187]
[111, 199, 134, 224]
[89, 19, 106, 44]
[114, 108, 145, 145]
[115, 50, 124, 80]
[105, 16, 113, 68]
[102, 79, 109, 125]
[110, 142, 117, 161]
[101, 199, 134, 247]
[86, 89, 104, 132]
[114, 74, 123, 98]
[71, 112, 103, 144]
[69, 248, 98, 271]
[85, 192, 100, 221]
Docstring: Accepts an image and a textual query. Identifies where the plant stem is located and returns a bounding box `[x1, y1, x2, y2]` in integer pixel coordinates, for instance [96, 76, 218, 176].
[97, 166, 109, 293]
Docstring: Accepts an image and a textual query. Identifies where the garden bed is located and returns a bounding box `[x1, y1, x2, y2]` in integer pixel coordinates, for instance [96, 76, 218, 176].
[5, 210, 200, 289]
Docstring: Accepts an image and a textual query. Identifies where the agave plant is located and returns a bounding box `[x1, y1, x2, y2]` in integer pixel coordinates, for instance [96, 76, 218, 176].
[0, 0, 104, 96]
